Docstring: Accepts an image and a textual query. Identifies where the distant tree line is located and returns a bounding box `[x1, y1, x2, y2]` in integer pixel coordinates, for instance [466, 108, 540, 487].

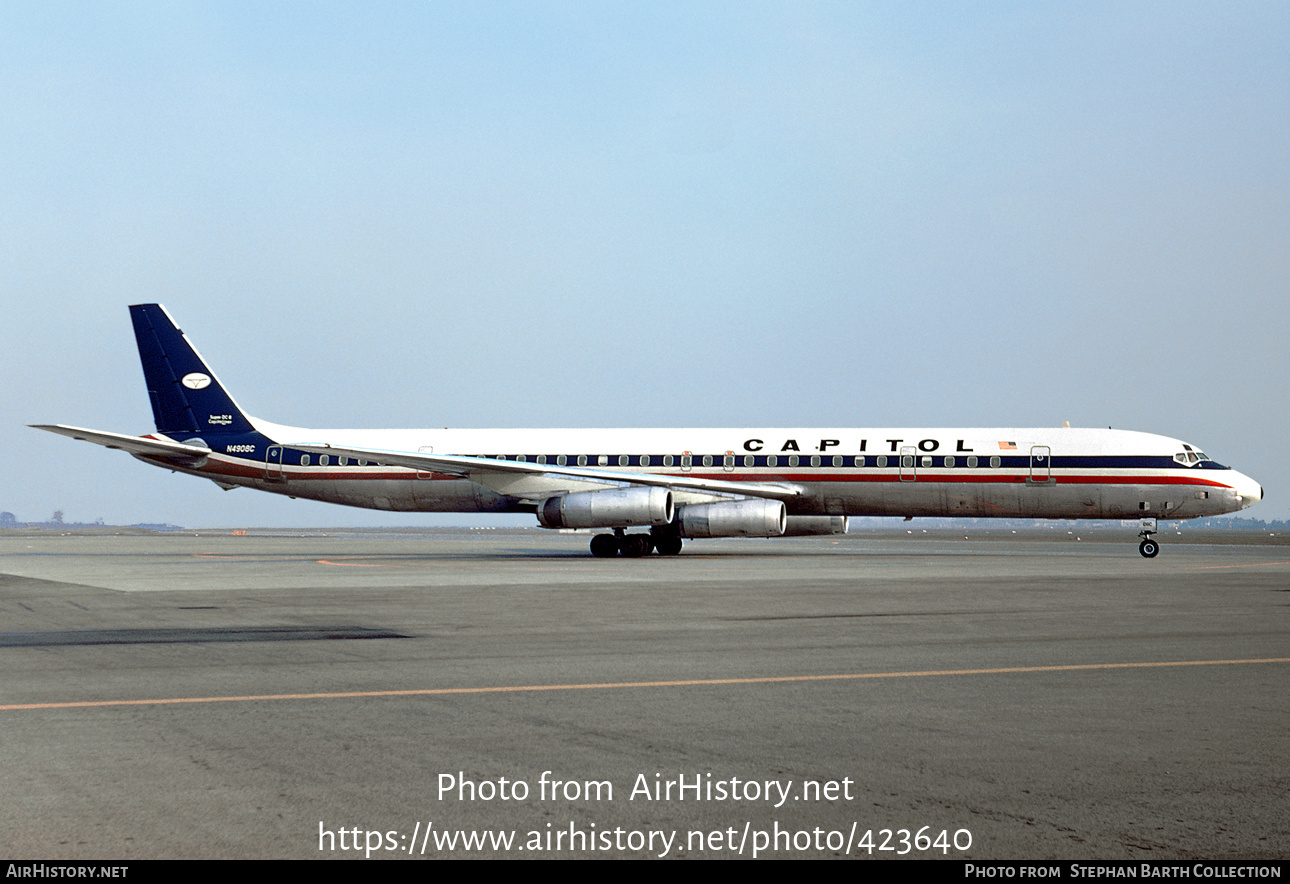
[0, 511, 179, 530]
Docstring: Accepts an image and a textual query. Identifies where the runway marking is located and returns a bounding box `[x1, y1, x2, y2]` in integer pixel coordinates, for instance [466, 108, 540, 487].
[3, 657, 1287, 712]
[311, 557, 763, 574]
[311, 552, 1290, 573]
[1178, 560, 1290, 571]
[196, 552, 1290, 575]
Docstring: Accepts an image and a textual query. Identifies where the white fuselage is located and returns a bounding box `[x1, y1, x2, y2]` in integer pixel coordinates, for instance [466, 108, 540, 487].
[146, 422, 1262, 522]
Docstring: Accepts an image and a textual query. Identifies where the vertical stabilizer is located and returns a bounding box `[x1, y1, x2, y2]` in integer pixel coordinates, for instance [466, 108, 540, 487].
[129, 304, 256, 435]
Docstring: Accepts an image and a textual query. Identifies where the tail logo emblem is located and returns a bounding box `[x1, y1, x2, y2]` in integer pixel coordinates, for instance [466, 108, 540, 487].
[182, 373, 211, 390]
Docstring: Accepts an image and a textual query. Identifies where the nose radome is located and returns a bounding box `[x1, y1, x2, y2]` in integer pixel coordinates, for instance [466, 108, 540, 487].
[1233, 472, 1262, 509]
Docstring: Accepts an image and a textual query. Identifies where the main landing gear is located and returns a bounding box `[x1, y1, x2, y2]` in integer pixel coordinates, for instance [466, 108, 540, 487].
[589, 526, 683, 557]
[1138, 517, 1160, 558]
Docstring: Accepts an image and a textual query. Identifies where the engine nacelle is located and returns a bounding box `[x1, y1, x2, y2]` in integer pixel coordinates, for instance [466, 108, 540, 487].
[537, 486, 674, 529]
[782, 516, 849, 536]
[678, 499, 787, 538]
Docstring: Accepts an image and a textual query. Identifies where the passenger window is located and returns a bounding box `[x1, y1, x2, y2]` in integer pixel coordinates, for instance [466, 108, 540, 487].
[832, 455, 843, 467]
[990, 456, 1001, 467]
[810, 455, 820, 467]
[618, 455, 629, 466]
[663, 455, 673, 467]
[945, 455, 955, 468]
[702, 455, 712, 467]
[537, 455, 546, 465]
[557, 455, 567, 466]
[855, 456, 865, 467]
[744, 455, 754, 467]
[876, 456, 887, 467]
[767, 455, 778, 467]
[788, 455, 799, 467]
[320, 455, 330, 466]
[967, 456, 977, 467]
[300, 454, 310, 466]
[921, 456, 932, 467]
[577, 455, 588, 466]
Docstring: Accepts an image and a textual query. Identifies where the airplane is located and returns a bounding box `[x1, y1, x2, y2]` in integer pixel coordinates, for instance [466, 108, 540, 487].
[33, 304, 1262, 559]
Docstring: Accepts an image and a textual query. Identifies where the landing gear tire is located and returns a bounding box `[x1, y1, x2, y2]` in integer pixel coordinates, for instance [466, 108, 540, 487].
[590, 534, 619, 558]
[619, 535, 651, 558]
[1139, 539, 1160, 558]
[654, 535, 683, 556]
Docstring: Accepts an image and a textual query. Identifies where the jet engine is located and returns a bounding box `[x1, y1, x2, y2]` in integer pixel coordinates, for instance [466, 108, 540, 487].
[782, 516, 849, 536]
[537, 486, 674, 529]
[678, 499, 787, 538]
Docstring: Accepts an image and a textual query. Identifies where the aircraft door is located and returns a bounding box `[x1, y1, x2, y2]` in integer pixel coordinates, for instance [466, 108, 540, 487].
[416, 445, 435, 479]
[899, 445, 917, 481]
[265, 446, 285, 482]
[1029, 446, 1052, 484]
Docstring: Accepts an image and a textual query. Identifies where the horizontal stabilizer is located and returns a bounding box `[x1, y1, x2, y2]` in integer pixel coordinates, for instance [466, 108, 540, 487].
[31, 425, 211, 460]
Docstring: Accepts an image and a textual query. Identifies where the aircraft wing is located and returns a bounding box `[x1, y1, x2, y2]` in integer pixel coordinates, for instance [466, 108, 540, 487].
[31, 425, 212, 460]
[291, 442, 804, 502]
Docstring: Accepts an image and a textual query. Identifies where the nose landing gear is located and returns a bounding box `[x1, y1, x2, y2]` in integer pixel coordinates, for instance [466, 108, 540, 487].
[1138, 517, 1160, 558]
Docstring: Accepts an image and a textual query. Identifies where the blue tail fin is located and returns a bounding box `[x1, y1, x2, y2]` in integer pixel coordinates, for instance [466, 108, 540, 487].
[129, 304, 256, 436]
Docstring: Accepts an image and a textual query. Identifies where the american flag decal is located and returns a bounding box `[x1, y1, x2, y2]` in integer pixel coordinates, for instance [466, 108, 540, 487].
[998, 441, 1017, 450]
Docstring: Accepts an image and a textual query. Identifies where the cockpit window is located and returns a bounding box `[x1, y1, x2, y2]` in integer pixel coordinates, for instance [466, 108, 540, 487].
[1175, 445, 1213, 466]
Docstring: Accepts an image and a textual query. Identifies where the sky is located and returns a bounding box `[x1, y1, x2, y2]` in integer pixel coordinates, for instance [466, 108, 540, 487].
[2, 1, 1286, 527]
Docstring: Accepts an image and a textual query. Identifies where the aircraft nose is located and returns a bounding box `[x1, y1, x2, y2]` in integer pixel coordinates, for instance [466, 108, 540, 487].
[1231, 471, 1262, 509]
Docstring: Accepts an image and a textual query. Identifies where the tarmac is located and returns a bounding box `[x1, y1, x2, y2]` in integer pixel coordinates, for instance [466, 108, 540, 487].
[1, 529, 1286, 859]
